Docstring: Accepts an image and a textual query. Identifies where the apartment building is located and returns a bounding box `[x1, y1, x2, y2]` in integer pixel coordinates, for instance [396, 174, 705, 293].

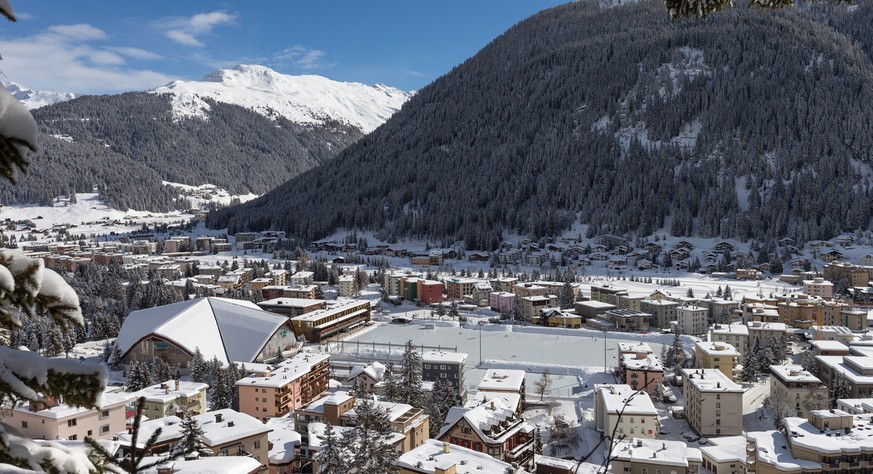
[681, 368, 744, 436]
[445, 278, 478, 300]
[489, 291, 515, 314]
[117, 409, 272, 470]
[517, 295, 554, 322]
[257, 297, 327, 318]
[236, 352, 330, 421]
[640, 299, 679, 329]
[803, 277, 834, 299]
[478, 369, 526, 409]
[748, 410, 873, 474]
[693, 341, 740, 380]
[397, 439, 518, 474]
[816, 354, 873, 398]
[594, 384, 660, 441]
[422, 350, 468, 403]
[710, 322, 750, 362]
[590, 284, 628, 305]
[295, 392, 429, 457]
[131, 379, 208, 419]
[769, 364, 828, 418]
[676, 305, 709, 335]
[611, 438, 702, 474]
[8, 391, 132, 441]
[288, 299, 371, 342]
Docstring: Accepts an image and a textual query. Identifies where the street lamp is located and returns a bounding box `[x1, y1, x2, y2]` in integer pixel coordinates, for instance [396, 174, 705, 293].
[478, 321, 486, 366]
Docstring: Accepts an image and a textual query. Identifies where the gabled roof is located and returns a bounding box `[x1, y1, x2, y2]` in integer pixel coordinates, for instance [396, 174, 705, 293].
[116, 297, 290, 365]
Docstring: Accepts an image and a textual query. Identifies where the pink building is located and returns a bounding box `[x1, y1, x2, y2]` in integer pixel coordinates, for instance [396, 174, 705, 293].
[7, 391, 132, 441]
[489, 291, 515, 314]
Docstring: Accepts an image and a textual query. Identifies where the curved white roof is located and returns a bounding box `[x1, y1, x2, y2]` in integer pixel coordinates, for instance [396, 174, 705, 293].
[116, 297, 289, 365]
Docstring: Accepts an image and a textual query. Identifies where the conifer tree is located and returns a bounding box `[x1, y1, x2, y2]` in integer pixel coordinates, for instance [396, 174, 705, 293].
[189, 347, 207, 382]
[801, 350, 819, 376]
[559, 274, 575, 309]
[172, 413, 213, 457]
[740, 346, 760, 383]
[210, 370, 232, 410]
[383, 361, 401, 402]
[342, 400, 398, 473]
[425, 379, 457, 437]
[398, 340, 425, 408]
[151, 357, 172, 383]
[127, 361, 153, 392]
[830, 371, 851, 407]
[315, 423, 347, 474]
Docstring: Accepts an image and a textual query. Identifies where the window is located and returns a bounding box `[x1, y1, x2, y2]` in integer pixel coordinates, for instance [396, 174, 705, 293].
[440, 365, 446, 370]
[254, 440, 261, 449]
[100, 410, 110, 419]
[716, 394, 721, 400]
[716, 419, 721, 425]
[424, 364, 431, 369]
[262, 398, 267, 402]
[68, 435, 77, 441]
[67, 419, 77, 427]
[262, 388, 267, 393]
[716, 403, 721, 408]
[101, 425, 110, 434]
[440, 373, 447, 378]
[21, 421, 27, 428]
[87, 430, 93, 436]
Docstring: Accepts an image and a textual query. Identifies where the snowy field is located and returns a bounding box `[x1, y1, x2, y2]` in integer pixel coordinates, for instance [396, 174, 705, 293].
[332, 319, 675, 396]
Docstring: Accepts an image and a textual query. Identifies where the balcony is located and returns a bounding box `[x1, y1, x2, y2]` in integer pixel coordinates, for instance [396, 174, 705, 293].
[505, 438, 535, 465]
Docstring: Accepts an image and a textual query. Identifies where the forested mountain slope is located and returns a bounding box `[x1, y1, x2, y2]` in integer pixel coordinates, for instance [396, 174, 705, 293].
[209, 1, 873, 249]
[0, 66, 411, 211]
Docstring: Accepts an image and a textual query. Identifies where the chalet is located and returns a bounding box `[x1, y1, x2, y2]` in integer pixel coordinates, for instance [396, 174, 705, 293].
[636, 258, 654, 270]
[820, 249, 844, 263]
[468, 252, 490, 262]
[676, 240, 694, 250]
[836, 234, 855, 247]
[437, 398, 534, 469]
[778, 237, 795, 247]
[714, 241, 734, 254]
[809, 241, 830, 251]
[669, 248, 690, 261]
[642, 242, 662, 253]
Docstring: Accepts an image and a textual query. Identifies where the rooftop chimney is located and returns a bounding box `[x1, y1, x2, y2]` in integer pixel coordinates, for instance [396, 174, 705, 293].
[442, 442, 450, 454]
[175, 380, 180, 391]
[215, 413, 223, 423]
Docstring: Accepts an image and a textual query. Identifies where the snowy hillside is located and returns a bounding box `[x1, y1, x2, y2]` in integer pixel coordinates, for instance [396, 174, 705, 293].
[3, 82, 77, 109]
[150, 64, 413, 134]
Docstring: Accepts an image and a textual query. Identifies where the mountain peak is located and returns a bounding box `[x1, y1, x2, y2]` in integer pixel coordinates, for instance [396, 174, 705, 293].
[3, 81, 77, 110]
[151, 64, 412, 133]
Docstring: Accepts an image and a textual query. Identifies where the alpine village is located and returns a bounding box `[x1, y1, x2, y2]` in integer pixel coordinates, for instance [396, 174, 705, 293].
[3, 0, 873, 473]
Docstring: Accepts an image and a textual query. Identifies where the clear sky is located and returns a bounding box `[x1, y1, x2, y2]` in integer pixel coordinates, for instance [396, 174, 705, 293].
[0, 1, 569, 94]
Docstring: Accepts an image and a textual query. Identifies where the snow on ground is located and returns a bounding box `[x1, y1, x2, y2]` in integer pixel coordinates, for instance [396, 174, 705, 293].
[161, 181, 259, 209]
[1, 193, 194, 236]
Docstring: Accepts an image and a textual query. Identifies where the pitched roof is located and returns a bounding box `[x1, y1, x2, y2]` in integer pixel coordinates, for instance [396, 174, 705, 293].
[116, 297, 289, 365]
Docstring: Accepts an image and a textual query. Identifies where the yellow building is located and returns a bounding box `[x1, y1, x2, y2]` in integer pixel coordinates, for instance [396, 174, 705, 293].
[693, 341, 740, 380]
[131, 380, 208, 419]
[769, 364, 828, 418]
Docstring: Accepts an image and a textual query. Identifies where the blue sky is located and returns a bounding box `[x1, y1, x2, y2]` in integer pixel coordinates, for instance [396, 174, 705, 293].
[0, 1, 568, 94]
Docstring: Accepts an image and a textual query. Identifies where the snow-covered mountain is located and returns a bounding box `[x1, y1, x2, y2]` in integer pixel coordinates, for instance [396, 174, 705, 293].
[3, 82, 77, 110]
[150, 64, 413, 134]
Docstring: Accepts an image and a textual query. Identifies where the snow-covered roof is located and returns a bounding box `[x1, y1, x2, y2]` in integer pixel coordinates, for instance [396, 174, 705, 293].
[621, 353, 663, 372]
[116, 297, 290, 365]
[477, 369, 525, 392]
[396, 438, 515, 473]
[348, 361, 387, 382]
[576, 300, 616, 309]
[265, 417, 301, 464]
[699, 435, 747, 464]
[129, 380, 208, 403]
[437, 397, 529, 445]
[612, 438, 701, 468]
[810, 340, 849, 352]
[710, 322, 749, 336]
[817, 355, 873, 385]
[595, 384, 658, 416]
[694, 341, 740, 357]
[681, 369, 742, 392]
[118, 409, 271, 449]
[297, 391, 354, 415]
[617, 342, 653, 354]
[235, 352, 330, 389]
[838, 398, 873, 414]
[422, 350, 468, 364]
[140, 456, 261, 474]
[466, 390, 522, 413]
[783, 414, 873, 455]
[14, 391, 131, 420]
[746, 430, 820, 471]
[769, 365, 823, 385]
